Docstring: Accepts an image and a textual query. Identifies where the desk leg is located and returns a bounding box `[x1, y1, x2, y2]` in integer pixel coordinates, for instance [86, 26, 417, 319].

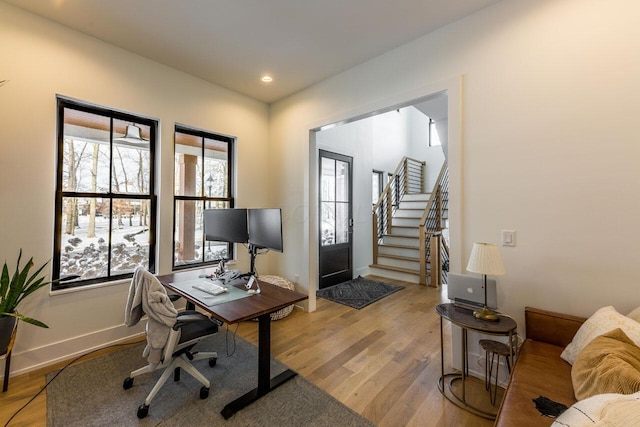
[461, 328, 466, 402]
[221, 313, 298, 419]
[440, 317, 444, 383]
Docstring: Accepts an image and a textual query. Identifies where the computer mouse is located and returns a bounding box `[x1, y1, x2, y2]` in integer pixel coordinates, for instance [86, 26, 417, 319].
[247, 289, 260, 294]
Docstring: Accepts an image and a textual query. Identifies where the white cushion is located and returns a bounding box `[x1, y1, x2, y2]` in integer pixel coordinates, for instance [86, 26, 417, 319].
[627, 306, 640, 323]
[560, 306, 640, 365]
[551, 392, 640, 426]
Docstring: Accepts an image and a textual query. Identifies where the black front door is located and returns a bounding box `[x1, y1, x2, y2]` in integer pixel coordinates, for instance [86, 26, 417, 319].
[318, 150, 353, 289]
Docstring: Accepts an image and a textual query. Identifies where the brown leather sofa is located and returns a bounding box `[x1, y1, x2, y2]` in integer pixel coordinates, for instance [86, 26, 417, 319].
[494, 307, 587, 427]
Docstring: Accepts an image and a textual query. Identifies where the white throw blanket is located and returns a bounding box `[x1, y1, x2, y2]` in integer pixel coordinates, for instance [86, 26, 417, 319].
[125, 267, 178, 368]
[552, 391, 640, 426]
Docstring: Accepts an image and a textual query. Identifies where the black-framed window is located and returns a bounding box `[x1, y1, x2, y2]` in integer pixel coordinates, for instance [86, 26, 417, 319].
[173, 125, 235, 269]
[53, 98, 157, 290]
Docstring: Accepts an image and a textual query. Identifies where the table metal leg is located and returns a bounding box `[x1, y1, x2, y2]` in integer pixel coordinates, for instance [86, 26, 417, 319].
[221, 313, 298, 419]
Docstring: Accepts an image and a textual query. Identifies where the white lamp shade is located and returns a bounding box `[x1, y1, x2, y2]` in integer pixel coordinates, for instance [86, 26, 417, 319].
[466, 242, 506, 276]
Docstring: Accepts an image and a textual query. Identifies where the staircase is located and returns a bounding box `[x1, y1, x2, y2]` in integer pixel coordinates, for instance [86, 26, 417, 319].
[370, 160, 449, 286]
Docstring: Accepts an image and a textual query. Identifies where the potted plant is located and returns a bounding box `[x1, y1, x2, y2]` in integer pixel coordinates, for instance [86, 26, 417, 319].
[1, 250, 52, 331]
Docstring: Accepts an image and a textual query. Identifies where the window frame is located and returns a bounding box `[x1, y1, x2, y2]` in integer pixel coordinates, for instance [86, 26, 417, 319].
[172, 125, 236, 270]
[53, 97, 157, 291]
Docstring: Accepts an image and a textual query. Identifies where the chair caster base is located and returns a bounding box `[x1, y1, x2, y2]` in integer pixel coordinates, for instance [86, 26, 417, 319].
[200, 386, 209, 399]
[137, 403, 149, 419]
[123, 377, 134, 390]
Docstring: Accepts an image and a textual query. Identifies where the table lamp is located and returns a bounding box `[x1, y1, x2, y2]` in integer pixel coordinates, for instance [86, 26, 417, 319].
[466, 242, 505, 321]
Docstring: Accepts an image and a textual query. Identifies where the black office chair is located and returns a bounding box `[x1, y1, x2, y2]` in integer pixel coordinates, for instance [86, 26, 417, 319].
[123, 268, 219, 419]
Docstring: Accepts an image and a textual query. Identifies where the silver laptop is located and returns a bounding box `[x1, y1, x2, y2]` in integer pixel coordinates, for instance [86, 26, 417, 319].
[447, 273, 497, 309]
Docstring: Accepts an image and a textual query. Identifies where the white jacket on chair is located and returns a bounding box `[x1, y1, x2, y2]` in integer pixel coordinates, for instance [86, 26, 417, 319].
[125, 267, 178, 368]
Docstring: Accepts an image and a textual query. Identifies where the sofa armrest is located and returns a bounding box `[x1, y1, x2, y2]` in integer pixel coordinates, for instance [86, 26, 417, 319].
[525, 307, 586, 347]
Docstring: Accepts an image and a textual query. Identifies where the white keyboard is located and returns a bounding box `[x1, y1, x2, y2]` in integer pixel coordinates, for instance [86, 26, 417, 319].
[192, 280, 228, 296]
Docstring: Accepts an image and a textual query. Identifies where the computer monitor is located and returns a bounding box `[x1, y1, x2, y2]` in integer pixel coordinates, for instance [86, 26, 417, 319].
[203, 208, 248, 243]
[248, 208, 283, 252]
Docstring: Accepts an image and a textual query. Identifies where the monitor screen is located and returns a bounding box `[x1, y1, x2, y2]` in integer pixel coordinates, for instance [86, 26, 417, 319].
[203, 208, 248, 243]
[248, 208, 283, 252]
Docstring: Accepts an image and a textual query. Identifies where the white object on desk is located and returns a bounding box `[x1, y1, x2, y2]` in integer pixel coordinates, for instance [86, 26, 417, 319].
[192, 280, 228, 296]
[245, 275, 260, 294]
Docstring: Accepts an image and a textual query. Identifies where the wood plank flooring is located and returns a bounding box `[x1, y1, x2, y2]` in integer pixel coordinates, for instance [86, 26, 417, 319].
[0, 276, 495, 426]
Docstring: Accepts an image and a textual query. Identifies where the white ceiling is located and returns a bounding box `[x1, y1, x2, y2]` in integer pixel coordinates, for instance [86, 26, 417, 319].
[4, 0, 501, 104]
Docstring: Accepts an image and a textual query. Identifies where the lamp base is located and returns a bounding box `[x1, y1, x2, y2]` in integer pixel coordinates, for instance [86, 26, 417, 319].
[473, 306, 500, 322]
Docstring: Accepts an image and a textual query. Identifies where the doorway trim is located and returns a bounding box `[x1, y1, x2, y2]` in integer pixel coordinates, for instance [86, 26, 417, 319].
[306, 76, 463, 312]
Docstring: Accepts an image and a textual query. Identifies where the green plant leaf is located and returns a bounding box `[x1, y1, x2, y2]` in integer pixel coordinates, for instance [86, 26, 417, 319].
[0, 263, 9, 312]
[4, 311, 49, 328]
[0, 250, 51, 329]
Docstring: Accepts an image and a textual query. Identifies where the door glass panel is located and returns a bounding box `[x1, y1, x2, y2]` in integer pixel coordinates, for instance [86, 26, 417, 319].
[335, 202, 349, 244]
[320, 202, 335, 246]
[336, 160, 349, 202]
[321, 158, 335, 201]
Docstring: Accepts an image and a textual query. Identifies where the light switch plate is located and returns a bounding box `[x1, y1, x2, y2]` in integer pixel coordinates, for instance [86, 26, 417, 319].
[502, 230, 516, 247]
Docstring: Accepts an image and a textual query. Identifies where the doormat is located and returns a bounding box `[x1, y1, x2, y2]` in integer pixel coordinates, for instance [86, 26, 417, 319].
[316, 276, 403, 309]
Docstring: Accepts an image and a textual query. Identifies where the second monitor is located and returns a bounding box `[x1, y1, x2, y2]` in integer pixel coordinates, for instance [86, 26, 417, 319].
[204, 208, 283, 276]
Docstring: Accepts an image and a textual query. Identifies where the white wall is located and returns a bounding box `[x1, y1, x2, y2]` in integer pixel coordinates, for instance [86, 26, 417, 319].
[269, 0, 640, 327]
[0, 3, 270, 374]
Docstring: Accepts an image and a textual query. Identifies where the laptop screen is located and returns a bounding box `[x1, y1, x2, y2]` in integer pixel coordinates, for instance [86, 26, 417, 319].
[447, 273, 497, 309]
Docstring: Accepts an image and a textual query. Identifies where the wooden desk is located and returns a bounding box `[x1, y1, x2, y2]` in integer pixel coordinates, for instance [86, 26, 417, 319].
[157, 268, 307, 419]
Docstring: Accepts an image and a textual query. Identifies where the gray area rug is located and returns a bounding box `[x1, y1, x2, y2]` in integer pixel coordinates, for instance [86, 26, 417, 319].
[46, 332, 374, 427]
[316, 276, 404, 309]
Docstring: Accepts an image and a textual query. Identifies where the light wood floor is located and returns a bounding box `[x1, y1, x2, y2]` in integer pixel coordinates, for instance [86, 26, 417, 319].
[0, 276, 495, 426]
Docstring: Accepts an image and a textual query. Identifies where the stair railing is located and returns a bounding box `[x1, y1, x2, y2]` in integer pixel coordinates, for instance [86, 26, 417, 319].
[419, 163, 449, 287]
[372, 157, 425, 263]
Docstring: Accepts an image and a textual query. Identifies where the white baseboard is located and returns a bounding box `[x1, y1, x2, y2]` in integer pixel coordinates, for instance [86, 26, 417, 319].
[3, 322, 146, 380]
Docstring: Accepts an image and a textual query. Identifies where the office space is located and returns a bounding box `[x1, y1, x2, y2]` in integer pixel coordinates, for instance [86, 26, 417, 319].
[1, 0, 640, 421]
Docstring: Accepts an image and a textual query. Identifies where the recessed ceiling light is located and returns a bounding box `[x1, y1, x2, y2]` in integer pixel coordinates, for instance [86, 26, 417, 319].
[261, 75, 273, 83]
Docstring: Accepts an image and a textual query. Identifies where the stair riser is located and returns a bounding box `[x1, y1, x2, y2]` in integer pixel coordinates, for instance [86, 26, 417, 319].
[394, 209, 423, 218]
[399, 201, 428, 210]
[379, 246, 419, 258]
[377, 257, 420, 270]
[402, 193, 431, 202]
[368, 266, 421, 284]
[390, 227, 420, 237]
[382, 236, 418, 246]
[392, 217, 421, 227]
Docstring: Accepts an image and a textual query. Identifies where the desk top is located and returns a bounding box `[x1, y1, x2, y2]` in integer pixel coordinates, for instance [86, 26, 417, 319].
[436, 303, 517, 334]
[158, 268, 307, 324]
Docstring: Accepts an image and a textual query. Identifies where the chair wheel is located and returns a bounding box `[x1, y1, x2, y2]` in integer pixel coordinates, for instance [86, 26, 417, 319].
[123, 377, 134, 390]
[200, 386, 209, 399]
[208, 357, 217, 367]
[137, 404, 149, 419]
